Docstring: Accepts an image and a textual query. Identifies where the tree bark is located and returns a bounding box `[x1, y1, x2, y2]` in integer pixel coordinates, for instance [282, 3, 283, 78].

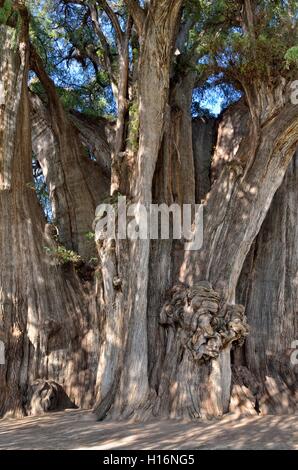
[0, 14, 99, 418]
[236, 151, 298, 414]
[94, 0, 184, 420]
[192, 115, 218, 203]
[154, 79, 298, 418]
[148, 69, 197, 390]
[30, 52, 108, 260]
[2, 1, 297, 424]
[69, 110, 113, 179]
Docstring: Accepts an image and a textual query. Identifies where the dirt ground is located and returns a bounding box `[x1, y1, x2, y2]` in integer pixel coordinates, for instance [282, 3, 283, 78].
[0, 409, 296, 450]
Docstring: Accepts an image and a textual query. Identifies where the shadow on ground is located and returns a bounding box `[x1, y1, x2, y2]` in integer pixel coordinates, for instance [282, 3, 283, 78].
[0, 410, 296, 450]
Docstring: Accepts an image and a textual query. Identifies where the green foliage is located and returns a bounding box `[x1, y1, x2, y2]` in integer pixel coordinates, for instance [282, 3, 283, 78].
[0, 0, 13, 25]
[29, 77, 48, 101]
[57, 86, 107, 115]
[285, 46, 298, 68]
[85, 232, 95, 241]
[0, 0, 21, 48]
[190, 0, 298, 86]
[28, 0, 115, 117]
[127, 100, 139, 151]
[44, 245, 82, 265]
[20, 0, 298, 127]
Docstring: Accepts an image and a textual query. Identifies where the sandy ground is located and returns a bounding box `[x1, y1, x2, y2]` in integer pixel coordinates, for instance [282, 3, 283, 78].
[0, 409, 297, 450]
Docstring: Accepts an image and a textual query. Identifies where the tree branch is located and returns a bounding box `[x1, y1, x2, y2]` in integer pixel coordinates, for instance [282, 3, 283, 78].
[62, 0, 85, 4]
[29, 46, 61, 108]
[88, 2, 118, 99]
[98, 0, 124, 47]
[124, 0, 145, 36]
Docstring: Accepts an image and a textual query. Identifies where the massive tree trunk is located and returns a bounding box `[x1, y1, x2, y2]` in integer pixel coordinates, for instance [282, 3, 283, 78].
[0, 12, 99, 418]
[94, 0, 184, 420]
[152, 78, 298, 418]
[69, 110, 113, 179]
[192, 115, 218, 203]
[235, 151, 298, 415]
[30, 52, 109, 260]
[148, 68, 197, 390]
[94, 0, 298, 416]
[30, 94, 111, 260]
[1, 0, 297, 424]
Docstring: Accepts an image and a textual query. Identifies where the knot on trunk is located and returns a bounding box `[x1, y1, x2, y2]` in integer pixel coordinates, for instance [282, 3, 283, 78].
[27, 379, 77, 416]
[160, 281, 249, 363]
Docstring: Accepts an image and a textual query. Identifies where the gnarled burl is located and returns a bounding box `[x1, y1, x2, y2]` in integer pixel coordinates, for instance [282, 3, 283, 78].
[153, 281, 248, 419]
